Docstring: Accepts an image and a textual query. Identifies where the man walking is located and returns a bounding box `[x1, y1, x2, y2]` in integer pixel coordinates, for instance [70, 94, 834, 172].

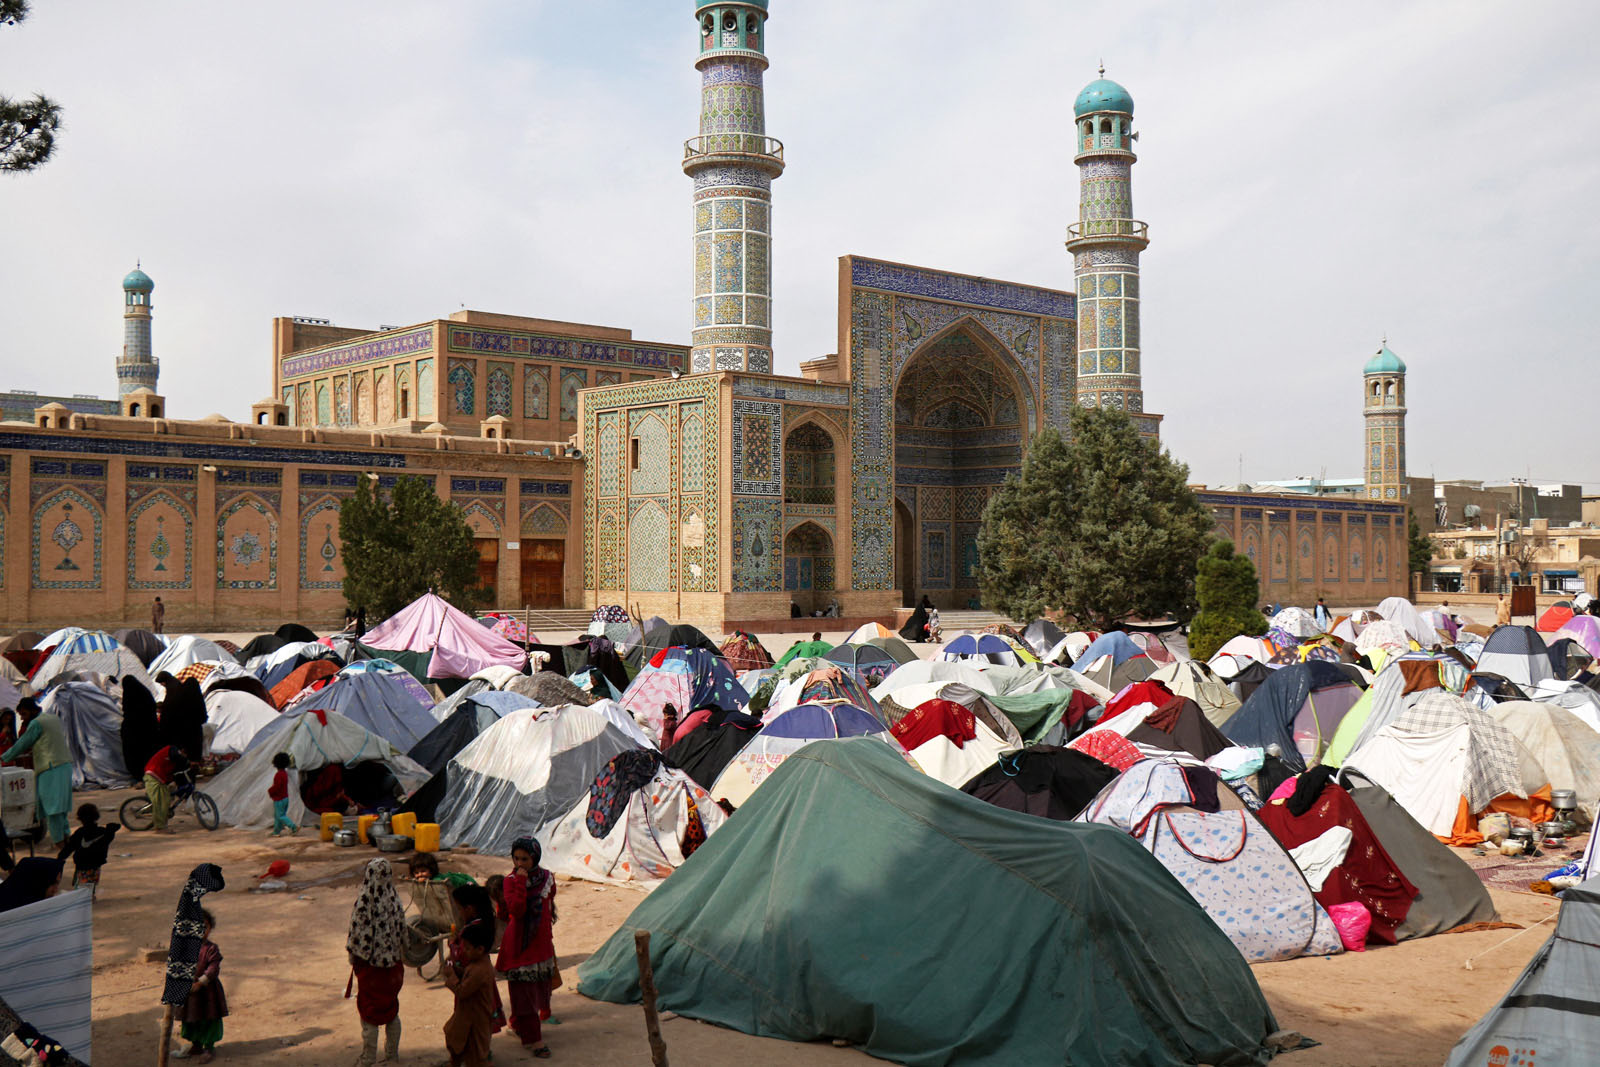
[152, 596, 166, 635]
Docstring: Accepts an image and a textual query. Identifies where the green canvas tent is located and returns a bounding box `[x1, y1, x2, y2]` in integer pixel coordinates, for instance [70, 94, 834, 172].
[578, 738, 1283, 1066]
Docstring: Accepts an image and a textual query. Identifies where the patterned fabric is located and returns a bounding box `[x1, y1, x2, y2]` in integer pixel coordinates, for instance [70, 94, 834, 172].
[1068, 730, 1143, 773]
[592, 605, 629, 623]
[163, 863, 226, 1005]
[587, 750, 664, 838]
[346, 859, 406, 968]
[1395, 692, 1524, 811]
[890, 700, 977, 751]
[172, 662, 218, 685]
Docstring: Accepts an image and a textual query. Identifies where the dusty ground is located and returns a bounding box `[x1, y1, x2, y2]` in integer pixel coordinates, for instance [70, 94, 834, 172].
[55, 791, 1553, 1067]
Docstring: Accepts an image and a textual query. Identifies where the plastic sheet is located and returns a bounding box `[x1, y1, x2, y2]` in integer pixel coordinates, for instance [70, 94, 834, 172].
[287, 670, 438, 752]
[541, 765, 726, 885]
[202, 689, 280, 758]
[44, 681, 134, 789]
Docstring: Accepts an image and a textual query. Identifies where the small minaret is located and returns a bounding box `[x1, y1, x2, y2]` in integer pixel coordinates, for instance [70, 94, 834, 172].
[684, 1, 784, 373]
[1067, 67, 1148, 417]
[118, 264, 159, 397]
[1363, 340, 1408, 501]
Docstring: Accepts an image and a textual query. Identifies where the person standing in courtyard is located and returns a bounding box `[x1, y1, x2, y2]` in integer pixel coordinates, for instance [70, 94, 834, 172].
[444, 922, 499, 1067]
[1313, 598, 1332, 632]
[496, 837, 556, 1059]
[268, 752, 298, 836]
[1496, 593, 1512, 626]
[347, 858, 406, 1066]
[175, 908, 227, 1063]
[1, 697, 72, 844]
[152, 596, 166, 635]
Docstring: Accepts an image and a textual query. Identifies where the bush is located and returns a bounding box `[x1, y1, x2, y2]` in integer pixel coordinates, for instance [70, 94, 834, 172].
[1187, 540, 1268, 660]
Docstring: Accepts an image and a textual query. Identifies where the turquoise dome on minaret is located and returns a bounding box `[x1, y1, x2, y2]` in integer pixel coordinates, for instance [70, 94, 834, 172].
[1074, 73, 1134, 117]
[122, 266, 154, 292]
[1364, 343, 1406, 375]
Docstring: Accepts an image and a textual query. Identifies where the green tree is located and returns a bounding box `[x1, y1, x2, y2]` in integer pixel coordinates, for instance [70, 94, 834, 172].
[1, 2, 63, 173]
[338, 475, 489, 619]
[976, 406, 1214, 628]
[1407, 509, 1434, 577]
[1188, 540, 1268, 660]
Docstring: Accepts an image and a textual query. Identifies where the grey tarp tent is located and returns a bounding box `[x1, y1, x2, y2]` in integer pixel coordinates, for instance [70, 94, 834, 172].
[579, 738, 1284, 1067]
[43, 681, 134, 789]
[1445, 875, 1600, 1065]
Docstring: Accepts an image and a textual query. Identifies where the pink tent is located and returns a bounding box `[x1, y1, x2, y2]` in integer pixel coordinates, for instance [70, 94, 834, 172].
[362, 593, 527, 678]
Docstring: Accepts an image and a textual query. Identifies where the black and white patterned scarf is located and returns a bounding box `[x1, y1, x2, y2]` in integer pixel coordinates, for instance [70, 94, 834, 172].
[346, 858, 405, 968]
[162, 863, 225, 1005]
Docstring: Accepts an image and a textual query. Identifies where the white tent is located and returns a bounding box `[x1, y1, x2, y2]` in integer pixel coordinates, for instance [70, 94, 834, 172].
[1486, 701, 1600, 821]
[148, 636, 237, 677]
[207, 709, 428, 829]
[1270, 607, 1320, 639]
[541, 762, 727, 886]
[1376, 597, 1440, 647]
[1355, 620, 1411, 657]
[203, 689, 281, 758]
[1149, 661, 1241, 727]
[872, 660, 999, 700]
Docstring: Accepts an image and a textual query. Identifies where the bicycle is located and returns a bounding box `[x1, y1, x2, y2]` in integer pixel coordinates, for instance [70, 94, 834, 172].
[119, 770, 220, 832]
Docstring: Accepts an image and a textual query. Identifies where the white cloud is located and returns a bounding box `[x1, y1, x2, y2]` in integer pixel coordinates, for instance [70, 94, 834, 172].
[2, 0, 1597, 490]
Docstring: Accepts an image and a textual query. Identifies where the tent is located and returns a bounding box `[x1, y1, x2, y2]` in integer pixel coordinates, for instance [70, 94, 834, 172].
[0, 630, 44, 653]
[619, 648, 748, 747]
[842, 622, 893, 644]
[872, 659, 998, 700]
[1124, 696, 1237, 761]
[1021, 618, 1066, 658]
[1270, 606, 1321, 639]
[892, 698, 1020, 789]
[766, 667, 878, 720]
[1445, 874, 1600, 1066]
[434, 702, 644, 855]
[1537, 604, 1576, 633]
[111, 628, 167, 667]
[1221, 660, 1367, 771]
[577, 739, 1285, 1067]
[822, 643, 900, 687]
[718, 631, 773, 672]
[663, 711, 762, 790]
[1069, 631, 1145, 673]
[203, 689, 281, 758]
[940, 633, 1024, 666]
[268, 658, 340, 709]
[774, 638, 832, 668]
[1079, 759, 1342, 964]
[361, 592, 527, 678]
[1376, 596, 1441, 647]
[32, 633, 151, 694]
[284, 669, 439, 752]
[1421, 608, 1460, 643]
[961, 746, 1117, 821]
[1148, 660, 1242, 727]
[541, 755, 727, 885]
[631, 621, 722, 671]
[236, 633, 288, 663]
[1323, 658, 1458, 768]
[1355, 619, 1412, 657]
[148, 636, 235, 677]
[1344, 691, 1552, 842]
[43, 681, 134, 788]
[1554, 614, 1600, 658]
[1485, 700, 1600, 822]
[247, 640, 342, 691]
[711, 702, 898, 808]
[1547, 637, 1596, 681]
[1329, 609, 1384, 644]
[1476, 625, 1554, 689]
[862, 635, 918, 664]
[208, 709, 429, 829]
[402, 692, 534, 822]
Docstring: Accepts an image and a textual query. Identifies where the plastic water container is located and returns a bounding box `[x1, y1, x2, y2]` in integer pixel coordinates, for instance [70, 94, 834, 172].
[357, 814, 379, 844]
[0, 768, 35, 832]
[320, 812, 344, 842]
[390, 812, 417, 839]
[413, 823, 440, 853]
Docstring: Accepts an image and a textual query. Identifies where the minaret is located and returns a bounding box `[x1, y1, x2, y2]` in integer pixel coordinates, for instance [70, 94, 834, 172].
[1363, 340, 1408, 501]
[1067, 68, 1147, 416]
[118, 264, 159, 396]
[684, 1, 784, 373]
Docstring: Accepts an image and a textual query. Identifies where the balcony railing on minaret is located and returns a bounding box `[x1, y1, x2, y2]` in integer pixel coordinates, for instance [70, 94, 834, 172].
[1066, 218, 1149, 242]
[682, 134, 785, 175]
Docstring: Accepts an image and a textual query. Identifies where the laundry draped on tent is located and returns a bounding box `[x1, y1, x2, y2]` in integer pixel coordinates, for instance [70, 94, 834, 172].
[578, 739, 1285, 1067]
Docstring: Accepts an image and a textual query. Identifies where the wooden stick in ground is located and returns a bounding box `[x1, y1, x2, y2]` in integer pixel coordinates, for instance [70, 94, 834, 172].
[633, 929, 669, 1067]
[156, 1003, 173, 1067]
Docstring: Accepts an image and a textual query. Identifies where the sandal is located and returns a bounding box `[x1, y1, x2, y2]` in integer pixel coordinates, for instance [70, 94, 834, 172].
[532, 1048, 552, 1059]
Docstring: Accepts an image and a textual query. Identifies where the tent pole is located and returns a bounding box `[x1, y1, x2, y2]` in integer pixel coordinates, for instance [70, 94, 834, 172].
[633, 930, 669, 1066]
[157, 1004, 173, 1066]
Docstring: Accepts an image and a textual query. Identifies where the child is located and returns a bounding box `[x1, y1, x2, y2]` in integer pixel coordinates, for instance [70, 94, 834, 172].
[409, 852, 474, 888]
[176, 908, 227, 1063]
[449, 884, 505, 1032]
[268, 752, 297, 836]
[443, 922, 498, 1067]
[496, 838, 556, 1058]
[56, 803, 119, 892]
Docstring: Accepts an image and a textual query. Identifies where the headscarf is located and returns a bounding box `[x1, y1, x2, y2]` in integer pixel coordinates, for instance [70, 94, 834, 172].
[347, 858, 405, 968]
[162, 863, 226, 1004]
[510, 838, 553, 955]
[0, 857, 63, 913]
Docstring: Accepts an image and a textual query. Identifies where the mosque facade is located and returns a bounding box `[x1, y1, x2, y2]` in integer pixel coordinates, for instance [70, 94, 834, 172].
[0, 2, 1409, 631]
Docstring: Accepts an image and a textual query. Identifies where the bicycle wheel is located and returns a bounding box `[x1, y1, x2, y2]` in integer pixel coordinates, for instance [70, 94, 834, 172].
[119, 794, 155, 831]
[192, 791, 220, 831]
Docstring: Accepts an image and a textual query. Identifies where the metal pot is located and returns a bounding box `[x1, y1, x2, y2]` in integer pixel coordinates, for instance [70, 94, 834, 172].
[333, 829, 359, 847]
[375, 833, 412, 854]
[1551, 789, 1578, 812]
[1509, 826, 1536, 854]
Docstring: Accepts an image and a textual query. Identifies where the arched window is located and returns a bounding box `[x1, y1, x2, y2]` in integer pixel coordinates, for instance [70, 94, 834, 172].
[130, 403, 141, 417]
[783, 422, 836, 506]
[784, 522, 835, 591]
[150, 403, 162, 417]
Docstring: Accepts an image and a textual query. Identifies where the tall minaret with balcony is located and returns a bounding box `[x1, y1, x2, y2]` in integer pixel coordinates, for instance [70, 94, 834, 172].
[1363, 341, 1408, 501]
[1066, 69, 1147, 418]
[685, 1, 784, 373]
[118, 264, 159, 396]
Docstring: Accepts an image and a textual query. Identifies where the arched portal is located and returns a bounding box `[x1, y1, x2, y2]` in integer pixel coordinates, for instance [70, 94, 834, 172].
[783, 521, 835, 613]
[893, 323, 1028, 608]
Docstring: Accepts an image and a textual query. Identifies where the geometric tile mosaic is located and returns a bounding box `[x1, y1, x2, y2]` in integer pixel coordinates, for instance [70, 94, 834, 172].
[730, 399, 781, 496]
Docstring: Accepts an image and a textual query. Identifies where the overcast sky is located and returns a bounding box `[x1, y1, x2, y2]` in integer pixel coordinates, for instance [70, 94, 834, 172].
[3, 1, 1597, 491]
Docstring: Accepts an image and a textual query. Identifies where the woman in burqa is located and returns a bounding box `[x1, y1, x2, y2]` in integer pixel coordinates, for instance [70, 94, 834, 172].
[121, 676, 162, 782]
[156, 673, 206, 760]
[899, 596, 933, 643]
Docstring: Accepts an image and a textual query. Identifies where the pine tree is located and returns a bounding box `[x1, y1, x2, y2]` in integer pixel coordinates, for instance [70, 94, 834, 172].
[976, 406, 1214, 629]
[1188, 540, 1268, 660]
[1407, 509, 1434, 577]
[1, 2, 63, 173]
[338, 475, 488, 619]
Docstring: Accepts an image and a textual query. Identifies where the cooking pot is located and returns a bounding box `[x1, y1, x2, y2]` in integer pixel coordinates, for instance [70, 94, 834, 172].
[1551, 789, 1578, 811]
[333, 828, 359, 847]
[375, 833, 413, 854]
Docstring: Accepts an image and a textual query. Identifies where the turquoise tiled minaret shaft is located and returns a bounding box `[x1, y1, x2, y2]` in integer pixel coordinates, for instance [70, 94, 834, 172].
[1067, 69, 1147, 417]
[685, 1, 784, 374]
[118, 265, 159, 397]
[1363, 341, 1408, 501]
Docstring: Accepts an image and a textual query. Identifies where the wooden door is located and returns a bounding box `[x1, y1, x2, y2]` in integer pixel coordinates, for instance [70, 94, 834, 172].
[474, 538, 500, 600]
[520, 539, 565, 608]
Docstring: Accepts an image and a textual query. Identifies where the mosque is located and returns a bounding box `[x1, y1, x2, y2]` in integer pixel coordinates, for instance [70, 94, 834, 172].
[0, 1, 1407, 631]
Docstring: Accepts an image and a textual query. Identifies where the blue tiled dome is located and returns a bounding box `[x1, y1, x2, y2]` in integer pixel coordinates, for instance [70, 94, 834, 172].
[1364, 344, 1405, 374]
[122, 267, 154, 292]
[1075, 77, 1134, 118]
